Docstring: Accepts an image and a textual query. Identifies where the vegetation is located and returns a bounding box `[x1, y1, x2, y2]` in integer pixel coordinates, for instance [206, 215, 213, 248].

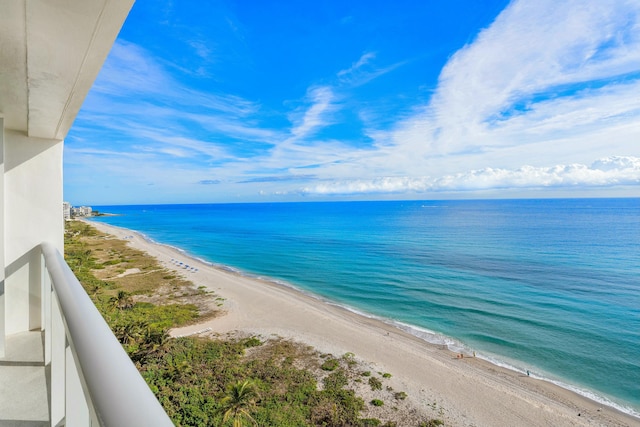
[320, 357, 340, 371]
[219, 380, 260, 427]
[420, 420, 445, 427]
[368, 376, 383, 391]
[394, 391, 408, 401]
[64, 221, 447, 426]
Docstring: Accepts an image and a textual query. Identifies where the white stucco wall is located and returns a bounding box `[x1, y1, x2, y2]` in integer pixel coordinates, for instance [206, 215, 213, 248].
[0, 118, 5, 354]
[3, 129, 63, 335]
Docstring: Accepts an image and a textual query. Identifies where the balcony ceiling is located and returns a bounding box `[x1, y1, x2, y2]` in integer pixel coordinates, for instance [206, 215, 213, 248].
[0, 0, 133, 140]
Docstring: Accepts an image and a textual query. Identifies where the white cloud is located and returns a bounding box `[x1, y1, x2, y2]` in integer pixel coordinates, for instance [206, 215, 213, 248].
[337, 51, 407, 88]
[434, 0, 640, 127]
[188, 39, 213, 61]
[72, 39, 276, 164]
[298, 156, 640, 195]
[91, 41, 171, 96]
[90, 40, 259, 117]
[287, 86, 336, 141]
[338, 52, 376, 77]
[373, 0, 640, 174]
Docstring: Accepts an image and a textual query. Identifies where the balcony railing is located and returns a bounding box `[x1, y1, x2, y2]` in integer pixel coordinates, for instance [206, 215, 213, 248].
[40, 242, 173, 426]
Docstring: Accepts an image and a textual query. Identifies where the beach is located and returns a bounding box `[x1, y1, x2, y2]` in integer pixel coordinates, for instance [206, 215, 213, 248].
[85, 219, 640, 427]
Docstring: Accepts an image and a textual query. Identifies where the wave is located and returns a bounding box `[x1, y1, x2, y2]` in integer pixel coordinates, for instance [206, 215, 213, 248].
[391, 321, 640, 418]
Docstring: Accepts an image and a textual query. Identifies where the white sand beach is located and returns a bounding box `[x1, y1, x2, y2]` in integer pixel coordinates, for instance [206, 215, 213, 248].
[85, 220, 640, 427]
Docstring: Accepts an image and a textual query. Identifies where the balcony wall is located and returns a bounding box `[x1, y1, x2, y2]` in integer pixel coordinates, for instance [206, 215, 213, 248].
[1, 124, 63, 354]
[1, 0, 134, 356]
[0, 1, 163, 424]
[0, 118, 173, 425]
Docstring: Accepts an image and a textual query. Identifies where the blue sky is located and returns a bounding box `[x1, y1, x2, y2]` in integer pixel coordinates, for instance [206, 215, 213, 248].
[65, 0, 640, 205]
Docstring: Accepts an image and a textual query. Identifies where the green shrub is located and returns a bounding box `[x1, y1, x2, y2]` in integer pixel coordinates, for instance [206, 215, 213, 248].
[342, 352, 358, 367]
[311, 388, 364, 426]
[361, 418, 382, 426]
[243, 337, 262, 348]
[370, 399, 384, 406]
[321, 358, 340, 371]
[382, 372, 392, 378]
[394, 391, 408, 400]
[323, 369, 348, 391]
[361, 370, 371, 377]
[369, 376, 382, 391]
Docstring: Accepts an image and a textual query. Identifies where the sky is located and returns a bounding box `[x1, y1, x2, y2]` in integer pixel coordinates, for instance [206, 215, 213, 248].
[64, 0, 640, 205]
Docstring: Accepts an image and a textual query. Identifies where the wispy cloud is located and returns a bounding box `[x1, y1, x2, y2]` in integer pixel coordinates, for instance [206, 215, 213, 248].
[94, 40, 251, 117]
[379, 0, 640, 164]
[70, 40, 276, 165]
[337, 51, 407, 87]
[338, 52, 376, 77]
[188, 39, 213, 62]
[90, 41, 171, 97]
[268, 51, 410, 169]
[287, 86, 336, 142]
[90, 40, 259, 115]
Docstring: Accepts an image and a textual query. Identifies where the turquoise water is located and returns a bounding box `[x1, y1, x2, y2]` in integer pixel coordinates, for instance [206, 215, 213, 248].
[90, 199, 640, 414]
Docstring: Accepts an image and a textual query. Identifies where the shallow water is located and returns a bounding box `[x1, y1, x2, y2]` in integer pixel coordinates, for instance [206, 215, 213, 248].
[91, 198, 640, 413]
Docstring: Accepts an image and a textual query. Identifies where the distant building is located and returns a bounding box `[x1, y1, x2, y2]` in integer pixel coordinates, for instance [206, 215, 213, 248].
[68, 205, 93, 218]
[63, 202, 71, 220]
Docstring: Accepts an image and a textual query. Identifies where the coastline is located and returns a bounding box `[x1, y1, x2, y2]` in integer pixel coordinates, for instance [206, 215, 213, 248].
[83, 219, 640, 427]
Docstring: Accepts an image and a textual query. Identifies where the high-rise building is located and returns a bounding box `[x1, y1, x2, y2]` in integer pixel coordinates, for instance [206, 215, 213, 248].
[63, 202, 71, 221]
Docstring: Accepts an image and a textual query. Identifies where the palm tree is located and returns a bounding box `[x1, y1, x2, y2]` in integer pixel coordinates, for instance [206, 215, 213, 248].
[87, 282, 101, 298]
[134, 326, 170, 362]
[219, 380, 259, 427]
[109, 290, 133, 310]
[114, 320, 146, 346]
[142, 327, 169, 353]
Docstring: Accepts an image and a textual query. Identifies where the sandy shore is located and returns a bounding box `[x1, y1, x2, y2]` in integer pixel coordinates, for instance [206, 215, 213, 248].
[85, 219, 639, 427]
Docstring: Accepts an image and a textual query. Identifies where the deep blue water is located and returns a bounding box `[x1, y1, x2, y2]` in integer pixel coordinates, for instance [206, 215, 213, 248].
[90, 198, 640, 414]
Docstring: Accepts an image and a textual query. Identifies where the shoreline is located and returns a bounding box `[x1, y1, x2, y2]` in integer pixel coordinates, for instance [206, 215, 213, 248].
[83, 219, 640, 426]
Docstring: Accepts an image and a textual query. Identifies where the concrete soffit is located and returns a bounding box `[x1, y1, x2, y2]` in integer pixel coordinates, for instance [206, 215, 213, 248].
[0, 0, 134, 141]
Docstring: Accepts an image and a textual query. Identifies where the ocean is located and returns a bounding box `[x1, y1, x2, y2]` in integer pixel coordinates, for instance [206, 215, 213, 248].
[90, 198, 640, 415]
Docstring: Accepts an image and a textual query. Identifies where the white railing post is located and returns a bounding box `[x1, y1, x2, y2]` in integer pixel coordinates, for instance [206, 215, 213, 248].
[65, 346, 90, 427]
[50, 290, 66, 426]
[42, 253, 52, 365]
